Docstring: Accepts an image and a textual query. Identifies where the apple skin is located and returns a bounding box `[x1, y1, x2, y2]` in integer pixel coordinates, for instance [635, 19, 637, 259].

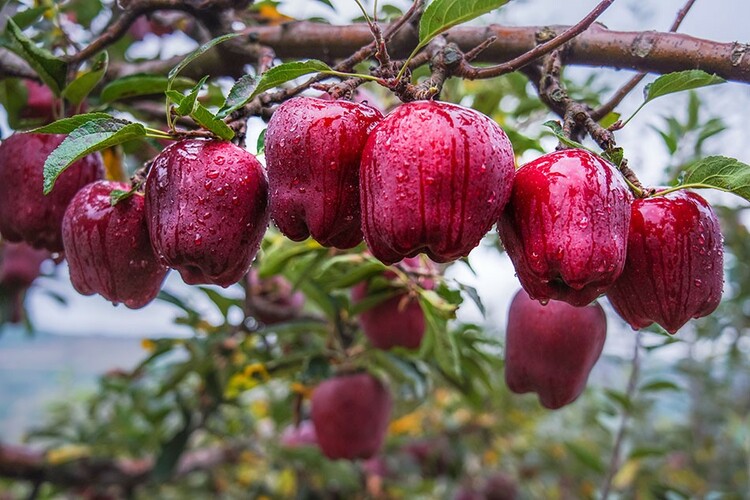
[145, 139, 269, 287]
[504, 288, 607, 410]
[0, 133, 104, 252]
[311, 372, 392, 460]
[62, 181, 168, 309]
[351, 256, 434, 350]
[21, 80, 56, 124]
[498, 148, 632, 307]
[265, 97, 383, 249]
[246, 269, 305, 324]
[0, 242, 49, 290]
[360, 100, 515, 265]
[606, 190, 723, 334]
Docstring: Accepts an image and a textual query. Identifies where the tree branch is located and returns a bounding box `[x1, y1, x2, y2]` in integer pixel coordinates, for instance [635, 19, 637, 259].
[236, 22, 750, 84]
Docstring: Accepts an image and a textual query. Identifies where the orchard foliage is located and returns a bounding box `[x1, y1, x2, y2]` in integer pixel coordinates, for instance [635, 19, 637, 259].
[0, 0, 749, 498]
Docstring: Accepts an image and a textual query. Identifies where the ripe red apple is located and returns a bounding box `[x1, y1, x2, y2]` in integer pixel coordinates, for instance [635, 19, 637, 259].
[351, 256, 435, 350]
[246, 269, 305, 325]
[62, 181, 168, 309]
[145, 139, 269, 287]
[360, 100, 515, 265]
[606, 190, 723, 334]
[0, 242, 49, 290]
[0, 133, 104, 252]
[265, 96, 383, 249]
[311, 372, 392, 460]
[504, 288, 607, 409]
[498, 148, 632, 307]
[20, 80, 56, 124]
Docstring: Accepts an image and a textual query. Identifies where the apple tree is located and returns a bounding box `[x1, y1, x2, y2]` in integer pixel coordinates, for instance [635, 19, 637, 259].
[0, 0, 749, 497]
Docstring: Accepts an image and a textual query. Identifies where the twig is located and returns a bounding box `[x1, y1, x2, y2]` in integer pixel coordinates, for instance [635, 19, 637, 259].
[457, 0, 617, 79]
[600, 332, 642, 500]
[592, 0, 699, 120]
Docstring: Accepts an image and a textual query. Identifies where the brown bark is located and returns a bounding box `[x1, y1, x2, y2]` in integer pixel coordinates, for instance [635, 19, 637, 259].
[241, 22, 750, 84]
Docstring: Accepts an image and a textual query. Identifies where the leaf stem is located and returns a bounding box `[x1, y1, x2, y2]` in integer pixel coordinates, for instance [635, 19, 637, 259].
[650, 182, 721, 197]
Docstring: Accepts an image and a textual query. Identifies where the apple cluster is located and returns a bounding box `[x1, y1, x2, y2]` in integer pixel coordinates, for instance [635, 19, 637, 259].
[0, 94, 726, 454]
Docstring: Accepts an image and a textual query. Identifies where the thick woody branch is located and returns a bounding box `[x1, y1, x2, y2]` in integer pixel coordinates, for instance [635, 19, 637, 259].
[240, 22, 750, 84]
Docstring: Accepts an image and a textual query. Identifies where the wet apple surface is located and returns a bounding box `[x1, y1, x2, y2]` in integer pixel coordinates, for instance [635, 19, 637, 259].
[607, 190, 723, 334]
[0, 133, 104, 252]
[498, 148, 632, 306]
[266, 96, 383, 249]
[360, 100, 515, 264]
[145, 139, 269, 287]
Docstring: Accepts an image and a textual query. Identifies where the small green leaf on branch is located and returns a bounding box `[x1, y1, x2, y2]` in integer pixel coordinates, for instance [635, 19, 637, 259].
[101, 75, 194, 103]
[62, 51, 108, 105]
[4, 19, 68, 94]
[43, 118, 147, 194]
[32, 113, 114, 134]
[249, 60, 333, 100]
[674, 155, 750, 202]
[217, 74, 257, 118]
[167, 32, 239, 83]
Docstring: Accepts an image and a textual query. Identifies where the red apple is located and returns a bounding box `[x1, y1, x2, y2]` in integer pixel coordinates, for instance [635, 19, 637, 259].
[351, 256, 435, 350]
[20, 80, 56, 124]
[606, 190, 723, 334]
[504, 288, 607, 409]
[311, 372, 392, 460]
[498, 148, 632, 307]
[145, 139, 269, 287]
[265, 96, 383, 249]
[246, 269, 305, 325]
[0, 133, 104, 252]
[62, 181, 168, 309]
[0, 242, 49, 290]
[360, 100, 515, 264]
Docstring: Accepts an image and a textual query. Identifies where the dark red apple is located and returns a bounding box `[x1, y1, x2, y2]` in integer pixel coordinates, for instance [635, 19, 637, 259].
[311, 372, 392, 460]
[246, 269, 305, 324]
[504, 288, 607, 409]
[606, 190, 723, 334]
[20, 80, 56, 124]
[351, 256, 435, 350]
[0, 242, 49, 290]
[62, 181, 168, 309]
[0, 133, 104, 252]
[145, 139, 269, 287]
[265, 96, 382, 249]
[498, 148, 632, 307]
[360, 100, 515, 265]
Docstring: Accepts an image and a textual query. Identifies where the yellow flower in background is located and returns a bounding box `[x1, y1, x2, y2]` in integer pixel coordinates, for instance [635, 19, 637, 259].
[389, 410, 423, 436]
[290, 382, 313, 399]
[47, 445, 90, 465]
[140, 339, 156, 352]
[244, 363, 271, 382]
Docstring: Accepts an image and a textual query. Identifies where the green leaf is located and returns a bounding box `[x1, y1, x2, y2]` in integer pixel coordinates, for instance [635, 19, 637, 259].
[167, 32, 239, 83]
[598, 111, 621, 129]
[62, 51, 108, 105]
[100, 74, 194, 103]
[151, 413, 193, 481]
[250, 60, 332, 99]
[109, 187, 139, 206]
[564, 442, 606, 474]
[602, 146, 624, 168]
[166, 88, 235, 140]
[419, 0, 508, 46]
[43, 118, 147, 194]
[640, 380, 681, 392]
[604, 388, 633, 412]
[175, 76, 208, 116]
[4, 19, 68, 95]
[681, 156, 750, 202]
[256, 128, 266, 155]
[32, 112, 114, 134]
[11, 6, 47, 30]
[542, 120, 588, 150]
[217, 74, 257, 118]
[190, 102, 235, 140]
[643, 70, 725, 104]
[197, 287, 243, 320]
